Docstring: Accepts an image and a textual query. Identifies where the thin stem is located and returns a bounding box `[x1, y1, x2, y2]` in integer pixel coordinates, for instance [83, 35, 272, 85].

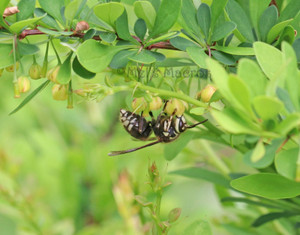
[135, 83, 209, 108]
[50, 38, 61, 65]
[67, 80, 73, 109]
[41, 39, 50, 78]
[12, 35, 17, 83]
[18, 29, 178, 51]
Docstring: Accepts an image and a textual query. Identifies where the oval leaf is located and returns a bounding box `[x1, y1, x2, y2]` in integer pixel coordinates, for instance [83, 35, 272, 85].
[77, 40, 130, 73]
[231, 173, 300, 199]
[253, 42, 283, 80]
[197, 3, 211, 39]
[252, 96, 284, 120]
[186, 46, 208, 69]
[134, 1, 156, 30]
[72, 56, 96, 79]
[275, 148, 299, 180]
[93, 2, 124, 28]
[56, 53, 73, 84]
[150, 0, 181, 38]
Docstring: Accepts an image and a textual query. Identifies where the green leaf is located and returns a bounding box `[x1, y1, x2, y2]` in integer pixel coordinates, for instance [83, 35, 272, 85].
[38, 0, 64, 24]
[10, 14, 46, 34]
[181, 0, 199, 36]
[276, 25, 295, 46]
[225, 0, 254, 42]
[278, 0, 300, 22]
[99, 32, 117, 43]
[206, 58, 231, 99]
[276, 87, 295, 113]
[231, 173, 300, 199]
[212, 45, 254, 55]
[221, 197, 283, 209]
[253, 42, 283, 80]
[17, 0, 36, 21]
[134, 1, 156, 30]
[128, 50, 156, 64]
[146, 51, 165, 62]
[211, 50, 236, 65]
[275, 113, 300, 136]
[144, 31, 179, 47]
[249, 0, 270, 33]
[282, 41, 299, 110]
[237, 59, 267, 97]
[170, 36, 198, 51]
[0, 0, 10, 29]
[228, 75, 252, 114]
[183, 220, 212, 235]
[0, 213, 17, 235]
[171, 167, 230, 188]
[252, 96, 284, 120]
[148, 0, 160, 12]
[83, 29, 96, 41]
[211, 21, 236, 42]
[77, 40, 130, 73]
[0, 0, 9, 16]
[258, 6, 278, 41]
[244, 138, 284, 169]
[275, 148, 299, 180]
[150, 0, 181, 38]
[93, 2, 125, 28]
[210, 0, 228, 31]
[37, 26, 73, 36]
[0, 44, 14, 69]
[17, 40, 39, 56]
[189, 107, 206, 116]
[197, 3, 211, 39]
[115, 10, 136, 43]
[211, 108, 261, 135]
[293, 38, 300, 62]
[134, 18, 147, 41]
[9, 80, 50, 115]
[109, 50, 137, 69]
[56, 53, 73, 84]
[186, 47, 208, 69]
[252, 211, 299, 227]
[34, 8, 61, 30]
[72, 56, 96, 79]
[164, 132, 194, 161]
[65, 0, 81, 21]
[267, 19, 293, 44]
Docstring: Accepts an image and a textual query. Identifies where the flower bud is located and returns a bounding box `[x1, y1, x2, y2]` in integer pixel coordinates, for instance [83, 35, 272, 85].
[17, 76, 31, 93]
[168, 208, 181, 223]
[0, 68, 3, 77]
[149, 96, 163, 111]
[3, 6, 19, 17]
[197, 85, 217, 103]
[76, 21, 90, 31]
[5, 62, 20, 72]
[29, 63, 42, 80]
[164, 98, 186, 116]
[47, 65, 60, 83]
[52, 84, 68, 101]
[148, 161, 159, 182]
[131, 97, 148, 113]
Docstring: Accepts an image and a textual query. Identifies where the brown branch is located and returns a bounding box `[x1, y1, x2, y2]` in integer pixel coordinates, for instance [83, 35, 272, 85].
[276, 135, 291, 153]
[17, 28, 178, 51]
